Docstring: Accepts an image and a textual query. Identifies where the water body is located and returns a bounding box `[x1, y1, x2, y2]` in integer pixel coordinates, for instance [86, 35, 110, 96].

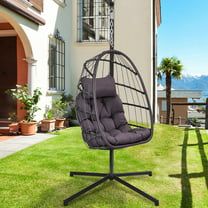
[202, 91, 208, 98]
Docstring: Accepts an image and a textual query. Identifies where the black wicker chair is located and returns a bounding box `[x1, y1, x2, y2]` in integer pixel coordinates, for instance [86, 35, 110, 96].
[64, 50, 159, 206]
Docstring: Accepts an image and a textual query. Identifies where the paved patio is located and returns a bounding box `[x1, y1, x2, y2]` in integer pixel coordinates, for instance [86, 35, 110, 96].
[0, 133, 54, 159]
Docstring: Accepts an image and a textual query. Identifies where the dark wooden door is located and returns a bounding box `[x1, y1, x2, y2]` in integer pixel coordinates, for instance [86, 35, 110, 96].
[0, 37, 17, 118]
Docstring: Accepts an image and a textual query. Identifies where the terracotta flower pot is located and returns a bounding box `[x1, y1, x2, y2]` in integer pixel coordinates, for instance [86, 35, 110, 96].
[9, 122, 19, 134]
[20, 121, 37, 136]
[55, 118, 66, 130]
[41, 119, 55, 132]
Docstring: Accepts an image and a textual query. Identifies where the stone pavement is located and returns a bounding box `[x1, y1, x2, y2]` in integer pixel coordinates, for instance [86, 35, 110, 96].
[0, 133, 54, 159]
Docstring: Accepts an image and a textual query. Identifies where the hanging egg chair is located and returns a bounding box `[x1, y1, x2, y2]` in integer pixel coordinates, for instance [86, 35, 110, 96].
[64, 50, 159, 207]
[64, 1, 158, 206]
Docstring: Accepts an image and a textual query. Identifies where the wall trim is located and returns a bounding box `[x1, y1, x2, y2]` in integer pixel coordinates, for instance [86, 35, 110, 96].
[53, 0, 67, 8]
[0, 29, 17, 36]
[0, 0, 45, 25]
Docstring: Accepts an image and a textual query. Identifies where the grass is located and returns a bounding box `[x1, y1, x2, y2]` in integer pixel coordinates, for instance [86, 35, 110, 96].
[0, 125, 208, 208]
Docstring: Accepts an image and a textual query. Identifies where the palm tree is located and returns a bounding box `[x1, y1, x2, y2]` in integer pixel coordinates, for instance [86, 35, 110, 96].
[158, 57, 183, 124]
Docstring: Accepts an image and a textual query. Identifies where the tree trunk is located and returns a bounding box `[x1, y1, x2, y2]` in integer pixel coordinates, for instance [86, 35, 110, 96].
[166, 73, 171, 124]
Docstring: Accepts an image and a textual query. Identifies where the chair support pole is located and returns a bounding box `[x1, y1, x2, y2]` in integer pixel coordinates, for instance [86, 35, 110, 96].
[109, 149, 114, 176]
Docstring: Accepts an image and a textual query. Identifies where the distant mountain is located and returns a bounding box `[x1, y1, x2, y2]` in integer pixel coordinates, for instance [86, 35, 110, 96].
[159, 75, 208, 97]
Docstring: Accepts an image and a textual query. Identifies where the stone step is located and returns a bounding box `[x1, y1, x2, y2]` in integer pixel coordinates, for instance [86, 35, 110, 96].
[0, 120, 12, 127]
[0, 127, 10, 134]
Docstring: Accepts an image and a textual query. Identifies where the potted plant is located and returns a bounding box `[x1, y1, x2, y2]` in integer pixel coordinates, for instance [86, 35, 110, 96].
[52, 99, 67, 129]
[61, 93, 79, 127]
[7, 85, 42, 135]
[41, 106, 55, 132]
[8, 112, 19, 135]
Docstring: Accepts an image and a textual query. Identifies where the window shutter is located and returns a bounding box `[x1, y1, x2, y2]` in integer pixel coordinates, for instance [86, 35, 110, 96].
[29, 0, 43, 12]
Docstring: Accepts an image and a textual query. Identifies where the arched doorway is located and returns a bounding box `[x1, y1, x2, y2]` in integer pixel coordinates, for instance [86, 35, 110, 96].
[0, 15, 32, 121]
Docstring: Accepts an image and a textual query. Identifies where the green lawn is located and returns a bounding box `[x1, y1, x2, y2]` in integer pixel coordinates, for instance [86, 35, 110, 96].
[0, 125, 208, 208]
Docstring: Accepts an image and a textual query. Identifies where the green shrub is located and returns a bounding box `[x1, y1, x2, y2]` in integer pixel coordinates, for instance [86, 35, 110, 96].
[7, 85, 42, 122]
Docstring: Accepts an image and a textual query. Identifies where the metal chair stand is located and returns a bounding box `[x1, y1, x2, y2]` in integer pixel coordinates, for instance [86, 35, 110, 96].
[63, 150, 159, 206]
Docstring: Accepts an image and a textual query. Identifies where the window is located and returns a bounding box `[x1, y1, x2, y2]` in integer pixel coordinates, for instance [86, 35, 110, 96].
[27, 0, 43, 12]
[48, 30, 65, 91]
[77, 0, 111, 42]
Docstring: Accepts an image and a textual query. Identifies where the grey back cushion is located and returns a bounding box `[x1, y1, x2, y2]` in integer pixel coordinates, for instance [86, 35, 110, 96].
[81, 75, 116, 98]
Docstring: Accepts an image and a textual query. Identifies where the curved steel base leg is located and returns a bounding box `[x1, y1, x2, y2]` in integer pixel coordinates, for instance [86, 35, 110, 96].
[115, 171, 152, 177]
[64, 173, 159, 206]
[70, 171, 107, 177]
[63, 176, 109, 206]
[114, 176, 159, 206]
[64, 150, 159, 206]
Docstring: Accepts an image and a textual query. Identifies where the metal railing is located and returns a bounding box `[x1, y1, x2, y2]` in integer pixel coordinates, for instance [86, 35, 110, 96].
[160, 116, 186, 125]
[171, 98, 208, 129]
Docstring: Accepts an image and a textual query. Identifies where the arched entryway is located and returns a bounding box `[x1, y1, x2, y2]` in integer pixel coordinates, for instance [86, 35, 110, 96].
[0, 15, 32, 121]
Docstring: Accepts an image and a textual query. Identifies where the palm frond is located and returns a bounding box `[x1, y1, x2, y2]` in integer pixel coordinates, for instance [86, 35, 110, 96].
[158, 56, 183, 79]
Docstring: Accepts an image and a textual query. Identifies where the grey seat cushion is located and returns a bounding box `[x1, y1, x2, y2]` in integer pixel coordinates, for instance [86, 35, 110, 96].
[76, 91, 151, 148]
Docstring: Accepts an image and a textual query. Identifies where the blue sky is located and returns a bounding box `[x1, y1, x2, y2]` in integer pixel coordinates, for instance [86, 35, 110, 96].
[158, 0, 208, 76]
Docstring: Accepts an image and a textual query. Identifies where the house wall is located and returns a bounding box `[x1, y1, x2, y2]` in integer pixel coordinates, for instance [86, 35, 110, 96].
[158, 98, 188, 124]
[70, 1, 109, 95]
[0, 0, 155, 121]
[115, 0, 153, 101]
[20, 0, 72, 120]
[0, 0, 71, 120]
[70, 0, 154, 102]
